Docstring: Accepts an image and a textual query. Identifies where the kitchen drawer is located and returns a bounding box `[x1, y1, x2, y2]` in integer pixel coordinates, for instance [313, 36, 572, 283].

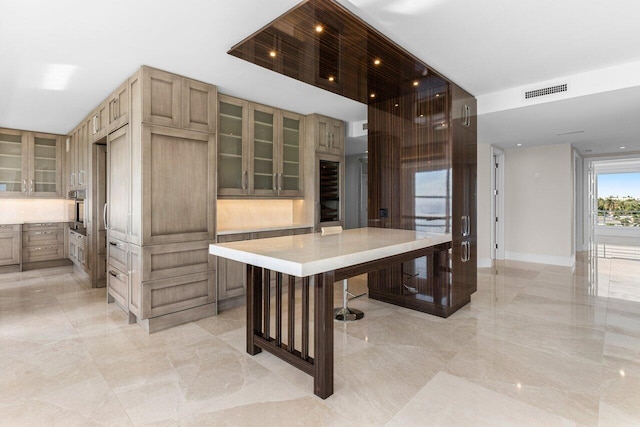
[23, 229, 64, 246]
[0, 224, 21, 232]
[136, 240, 215, 282]
[22, 244, 64, 263]
[140, 271, 215, 319]
[107, 264, 128, 310]
[107, 238, 128, 272]
[23, 222, 65, 231]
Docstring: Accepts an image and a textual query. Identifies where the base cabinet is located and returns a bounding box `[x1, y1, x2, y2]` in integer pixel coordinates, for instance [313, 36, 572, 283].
[107, 239, 216, 332]
[0, 224, 21, 269]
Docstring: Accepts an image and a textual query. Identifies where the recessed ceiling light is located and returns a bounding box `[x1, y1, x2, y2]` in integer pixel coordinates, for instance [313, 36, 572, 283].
[420, 114, 424, 117]
[394, 103, 399, 107]
[619, 146, 627, 149]
[370, 93, 376, 98]
[373, 58, 381, 65]
[42, 63, 77, 91]
[517, 143, 522, 146]
[413, 81, 419, 86]
[328, 76, 335, 82]
[269, 50, 276, 58]
[435, 93, 440, 97]
[315, 25, 323, 33]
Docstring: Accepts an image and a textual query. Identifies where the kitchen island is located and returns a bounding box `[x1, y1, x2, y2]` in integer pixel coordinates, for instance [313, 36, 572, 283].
[209, 227, 451, 398]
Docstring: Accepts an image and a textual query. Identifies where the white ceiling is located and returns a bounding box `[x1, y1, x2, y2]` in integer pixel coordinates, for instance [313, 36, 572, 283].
[2, 0, 640, 156]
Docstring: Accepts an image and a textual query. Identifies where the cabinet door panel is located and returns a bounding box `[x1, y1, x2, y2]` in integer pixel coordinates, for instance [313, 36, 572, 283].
[107, 264, 128, 311]
[141, 272, 215, 319]
[141, 125, 215, 245]
[0, 228, 21, 266]
[279, 112, 304, 196]
[0, 130, 27, 197]
[143, 68, 182, 128]
[107, 125, 130, 242]
[108, 81, 129, 132]
[251, 104, 276, 196]
[218, 96, 249, 196]
[183, 79, 216, 133]
[218, 258, 245, 300]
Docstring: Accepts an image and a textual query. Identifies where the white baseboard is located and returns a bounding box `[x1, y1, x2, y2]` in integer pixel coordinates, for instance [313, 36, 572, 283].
[505, 251, 576, 267]
[477, 258, 492, 268]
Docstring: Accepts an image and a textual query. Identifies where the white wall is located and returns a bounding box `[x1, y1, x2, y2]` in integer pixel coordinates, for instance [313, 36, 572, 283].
[503, 143, 575, 266]
[477, 143, 492, 268]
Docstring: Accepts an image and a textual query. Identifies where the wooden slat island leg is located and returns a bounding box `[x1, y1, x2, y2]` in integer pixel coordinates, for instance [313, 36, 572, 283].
[314, 271, 334, 398]
[246, 265, 262, 355]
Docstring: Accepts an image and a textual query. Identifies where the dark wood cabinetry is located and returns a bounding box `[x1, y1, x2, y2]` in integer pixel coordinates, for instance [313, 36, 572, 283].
[367, 78, 477, 317]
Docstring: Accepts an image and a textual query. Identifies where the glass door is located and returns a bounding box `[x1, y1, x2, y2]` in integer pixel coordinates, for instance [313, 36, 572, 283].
[30, 134, 59, 196]
[218, 96, 248, 195]
[0, 130, 27, 196]
[251, 105, 275, 196]
[319, 159, 340, 224]
[279, 112, 303, 196]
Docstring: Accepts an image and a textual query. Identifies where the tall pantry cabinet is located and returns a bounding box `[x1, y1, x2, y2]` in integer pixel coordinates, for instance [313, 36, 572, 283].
[106, 66, 217, 333]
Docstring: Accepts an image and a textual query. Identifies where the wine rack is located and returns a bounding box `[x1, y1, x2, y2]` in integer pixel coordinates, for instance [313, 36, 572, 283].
[319, 160, 339, 223]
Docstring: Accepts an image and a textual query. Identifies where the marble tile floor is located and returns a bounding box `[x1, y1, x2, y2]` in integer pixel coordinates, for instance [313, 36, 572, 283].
[1, 250, 640, 426]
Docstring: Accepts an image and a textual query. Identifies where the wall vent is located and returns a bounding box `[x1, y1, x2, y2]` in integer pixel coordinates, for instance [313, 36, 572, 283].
[524, 83, 568, 100]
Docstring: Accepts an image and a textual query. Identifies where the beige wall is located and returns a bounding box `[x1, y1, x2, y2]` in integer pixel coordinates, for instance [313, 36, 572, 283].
[503, 143, 575, 266]
[476, 143, 492, 267]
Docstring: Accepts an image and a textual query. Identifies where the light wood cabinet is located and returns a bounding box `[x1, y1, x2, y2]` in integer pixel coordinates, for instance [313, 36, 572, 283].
[105, 66, 217, 332]
[90, 101, 108, 142]
[218, 95, 249, 196]
[68, 229, 86, 268]
[0, 128, 62, 198]
[0, 224, 21, 268]
[18, 223, 65, 267]
[140, 67, 217, 133]
[106, 124, 130, 242]
[218, 95, 304, 198]
[108, 81, 129, 132]
[310, 114, 344, 155]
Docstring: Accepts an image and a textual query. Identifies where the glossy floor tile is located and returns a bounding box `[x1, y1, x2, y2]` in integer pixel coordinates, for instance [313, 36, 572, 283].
[1, 249, 640, 426]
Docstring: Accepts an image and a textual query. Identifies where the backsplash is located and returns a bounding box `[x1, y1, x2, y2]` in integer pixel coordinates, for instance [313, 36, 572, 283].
[217, 199, 303, 231]
[0, 198, 69, 222]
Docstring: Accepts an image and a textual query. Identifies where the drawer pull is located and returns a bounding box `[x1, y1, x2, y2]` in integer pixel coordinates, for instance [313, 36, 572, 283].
[108, 270, 120, 278]
[33, 223, 54, 226]
[34, 231, 55, 235]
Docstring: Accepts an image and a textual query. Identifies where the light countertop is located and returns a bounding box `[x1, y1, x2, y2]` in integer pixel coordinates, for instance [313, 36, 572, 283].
[209, 227, 451, 277]
[0, 220, 69, 226]
[216, 224, 314, 235]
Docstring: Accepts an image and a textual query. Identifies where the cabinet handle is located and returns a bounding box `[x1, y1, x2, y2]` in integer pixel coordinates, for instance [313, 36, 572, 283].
[108, 270, 119, 278]
[22, 179, 26, 193]
[71, 172, 75, 187]
[34, 231, 54, 235]
[30, 179, 34, 193]
[278, 172, 282, 191]
[272, 173, 276, 191]
[461, 216, 470, 237]
[243, 170, 248, 190]
[103, 203, 109, 230]
[109, 241, 118, 247]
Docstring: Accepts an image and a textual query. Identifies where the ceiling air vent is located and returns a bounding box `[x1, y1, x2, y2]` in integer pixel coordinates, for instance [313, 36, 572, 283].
[524, 83, 568, 100]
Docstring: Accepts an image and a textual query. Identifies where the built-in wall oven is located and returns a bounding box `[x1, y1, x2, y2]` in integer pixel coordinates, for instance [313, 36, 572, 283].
[68, 190, 86, 229]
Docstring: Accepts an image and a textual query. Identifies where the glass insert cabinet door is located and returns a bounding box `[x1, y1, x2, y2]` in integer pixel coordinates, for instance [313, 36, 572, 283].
[31, 134, 58, 194]
[218, 97, 247, 194]
[251, 106, 275, 194]
[281, 114, 301, 193]
[0, 130, 26, 195]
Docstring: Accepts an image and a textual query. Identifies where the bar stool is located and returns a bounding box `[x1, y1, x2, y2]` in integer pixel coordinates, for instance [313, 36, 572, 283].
[321, 226, 365, 321]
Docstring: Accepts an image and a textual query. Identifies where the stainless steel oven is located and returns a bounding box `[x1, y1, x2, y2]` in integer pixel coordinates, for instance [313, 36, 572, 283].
[68, 190, 86, 227]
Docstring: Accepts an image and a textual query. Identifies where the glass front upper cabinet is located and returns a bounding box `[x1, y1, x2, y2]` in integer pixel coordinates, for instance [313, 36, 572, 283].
[0, 129, 61, 198]
[279, 112, 303, 196]
[218, 96, 248, 196]
[252, 106, 275, 195]
[0, 130, 26, 196]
